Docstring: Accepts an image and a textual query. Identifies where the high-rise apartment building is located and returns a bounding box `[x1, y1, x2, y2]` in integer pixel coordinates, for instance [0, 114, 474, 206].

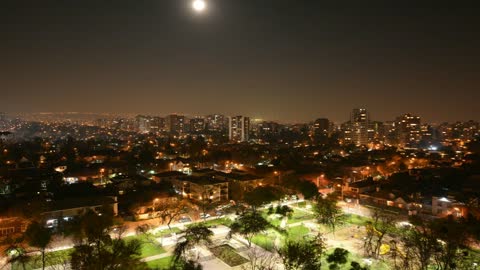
[135, 115, 151, 133]
[166, 114, 186, 135]
[150, 117, 166, 133]
[229, 116, 250, 142]
[313, 118, 331, 137]
[368, 121, 385, 143]
[349, 108, 370, 146]
[190, 117, 206, 133]
[206, 114, 228, 132]
[254, 121, 282, 139]
[396, 113, 421, 147]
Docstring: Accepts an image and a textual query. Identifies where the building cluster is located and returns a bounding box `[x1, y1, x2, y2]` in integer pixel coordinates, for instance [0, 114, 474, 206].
[128, 110, 479, 149]
[1, 110, 479, 241]
[2, 111, 478, 150]
[339, 109, 479, 149]
[341, 174, 473, 219]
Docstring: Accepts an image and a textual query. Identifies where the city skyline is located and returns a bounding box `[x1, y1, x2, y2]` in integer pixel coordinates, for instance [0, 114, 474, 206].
[2, 2, 480, 269]
[2, 2, 479, 123]
[4, 109, 478, 126]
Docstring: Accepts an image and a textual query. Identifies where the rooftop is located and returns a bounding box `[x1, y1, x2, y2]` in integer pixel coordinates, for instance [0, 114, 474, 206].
[349, 178, 376, 188]
[153, 171, 187, 178]
[44, 196, 117, 212]
[178, 175, 228, 185]
[214, 171, 261, 181]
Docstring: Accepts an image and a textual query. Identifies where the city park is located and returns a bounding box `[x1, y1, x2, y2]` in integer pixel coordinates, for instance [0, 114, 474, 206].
[8, 194, 454, 270]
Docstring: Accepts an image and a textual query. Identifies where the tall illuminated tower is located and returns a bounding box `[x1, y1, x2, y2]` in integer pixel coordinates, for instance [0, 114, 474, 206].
[229, 116, 250, 142]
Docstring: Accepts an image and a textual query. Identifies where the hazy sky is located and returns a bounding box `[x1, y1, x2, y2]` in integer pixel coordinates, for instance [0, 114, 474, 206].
[1, 1, 479, 123]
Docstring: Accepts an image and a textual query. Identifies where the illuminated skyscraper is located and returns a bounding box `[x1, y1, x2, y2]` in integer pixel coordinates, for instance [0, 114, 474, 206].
[150, 117, 166, 133]
[190, 117, 206, 133]
[206, 114, 228, 132]
[166, 114, 186, 135]
[396, 113, 421, 147]
[350, 108, 369, 146]
[229, 116, 250, 142]
[135, 115, 151, 133]
[313, 118, 331, 136]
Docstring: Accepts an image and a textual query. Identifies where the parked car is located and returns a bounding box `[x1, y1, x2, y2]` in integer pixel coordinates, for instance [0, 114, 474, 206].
[200, 213, 211, 219]
[179, 216, 192, 223]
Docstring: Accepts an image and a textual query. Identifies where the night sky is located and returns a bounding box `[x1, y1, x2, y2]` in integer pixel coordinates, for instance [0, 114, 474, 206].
[1, 1, 479, 123]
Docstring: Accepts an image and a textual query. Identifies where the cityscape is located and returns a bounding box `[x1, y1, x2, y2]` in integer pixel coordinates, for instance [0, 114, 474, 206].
[1, 1, 480, 270]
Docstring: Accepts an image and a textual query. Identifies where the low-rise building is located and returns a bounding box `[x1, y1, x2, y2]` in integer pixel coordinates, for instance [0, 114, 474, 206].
[41, 196, 118, 228]
[343, 178, 377, 195]
[63, 168, 102, 184]
[359, 190, 423, 215]
[152, 171, 187, 183]
[432, 196, 467, 218]
[171, 175, 229, 202]
[0, 218, 27, 238]
[214, 171, 264, 189]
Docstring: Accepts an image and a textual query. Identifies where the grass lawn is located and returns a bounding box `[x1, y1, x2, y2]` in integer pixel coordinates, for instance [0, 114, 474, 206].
[198, 217, 232, 228]
[287, 210, 315, 224]
[146, 256, 173, 270]
[251, 225, 311, 251]
[287, 225, 311, 242]
[342, 213, 371, 226]
[323, 248, 391, 270]
[292, 201, 307, 208]
[124, 235, 166, 258]
[263, 213, 282, 227]
[12, 249, 72, 270]
[154, 227, 182, 238]
[209, 245, 249, 267]
[251, 229, 281, 251]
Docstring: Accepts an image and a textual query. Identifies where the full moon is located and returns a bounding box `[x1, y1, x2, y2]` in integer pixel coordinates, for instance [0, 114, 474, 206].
[192, 0, 206, 12]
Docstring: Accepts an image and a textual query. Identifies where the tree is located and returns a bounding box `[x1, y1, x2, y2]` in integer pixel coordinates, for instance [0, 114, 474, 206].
[135, 224, 162, 253]
[108, 239, 149, 270]
[167, 259, 203, 270]
[70, 238, 148, 270]
[229, 212, 270, 247]
[173, 224, 213, 262]
[298, 181, 319, 200]
[314, 195, 342, 235]
[244, 186, 282, 212]
[326, 248, 349, 270]
[24, 221, 52, 270]
[157, 199, 192, 229]
[362, 208, 395, 259]
[430, 217, 468, 270]
[399, 221, 436, 270]
[350, 261, 368, 270]
[281, 174, 319, 200]
[6, 247, 30, 270]
[275, 205, 293, 218]
[69, 210, 148, 270]
[242, 247, 277, 270]
[277, 233, 326, 270]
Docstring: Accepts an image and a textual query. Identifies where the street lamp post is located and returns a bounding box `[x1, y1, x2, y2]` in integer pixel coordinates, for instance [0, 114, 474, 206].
[153, 198, 159, 213]
[274, 171, 281, 185]
[100, 168, 105, 184]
